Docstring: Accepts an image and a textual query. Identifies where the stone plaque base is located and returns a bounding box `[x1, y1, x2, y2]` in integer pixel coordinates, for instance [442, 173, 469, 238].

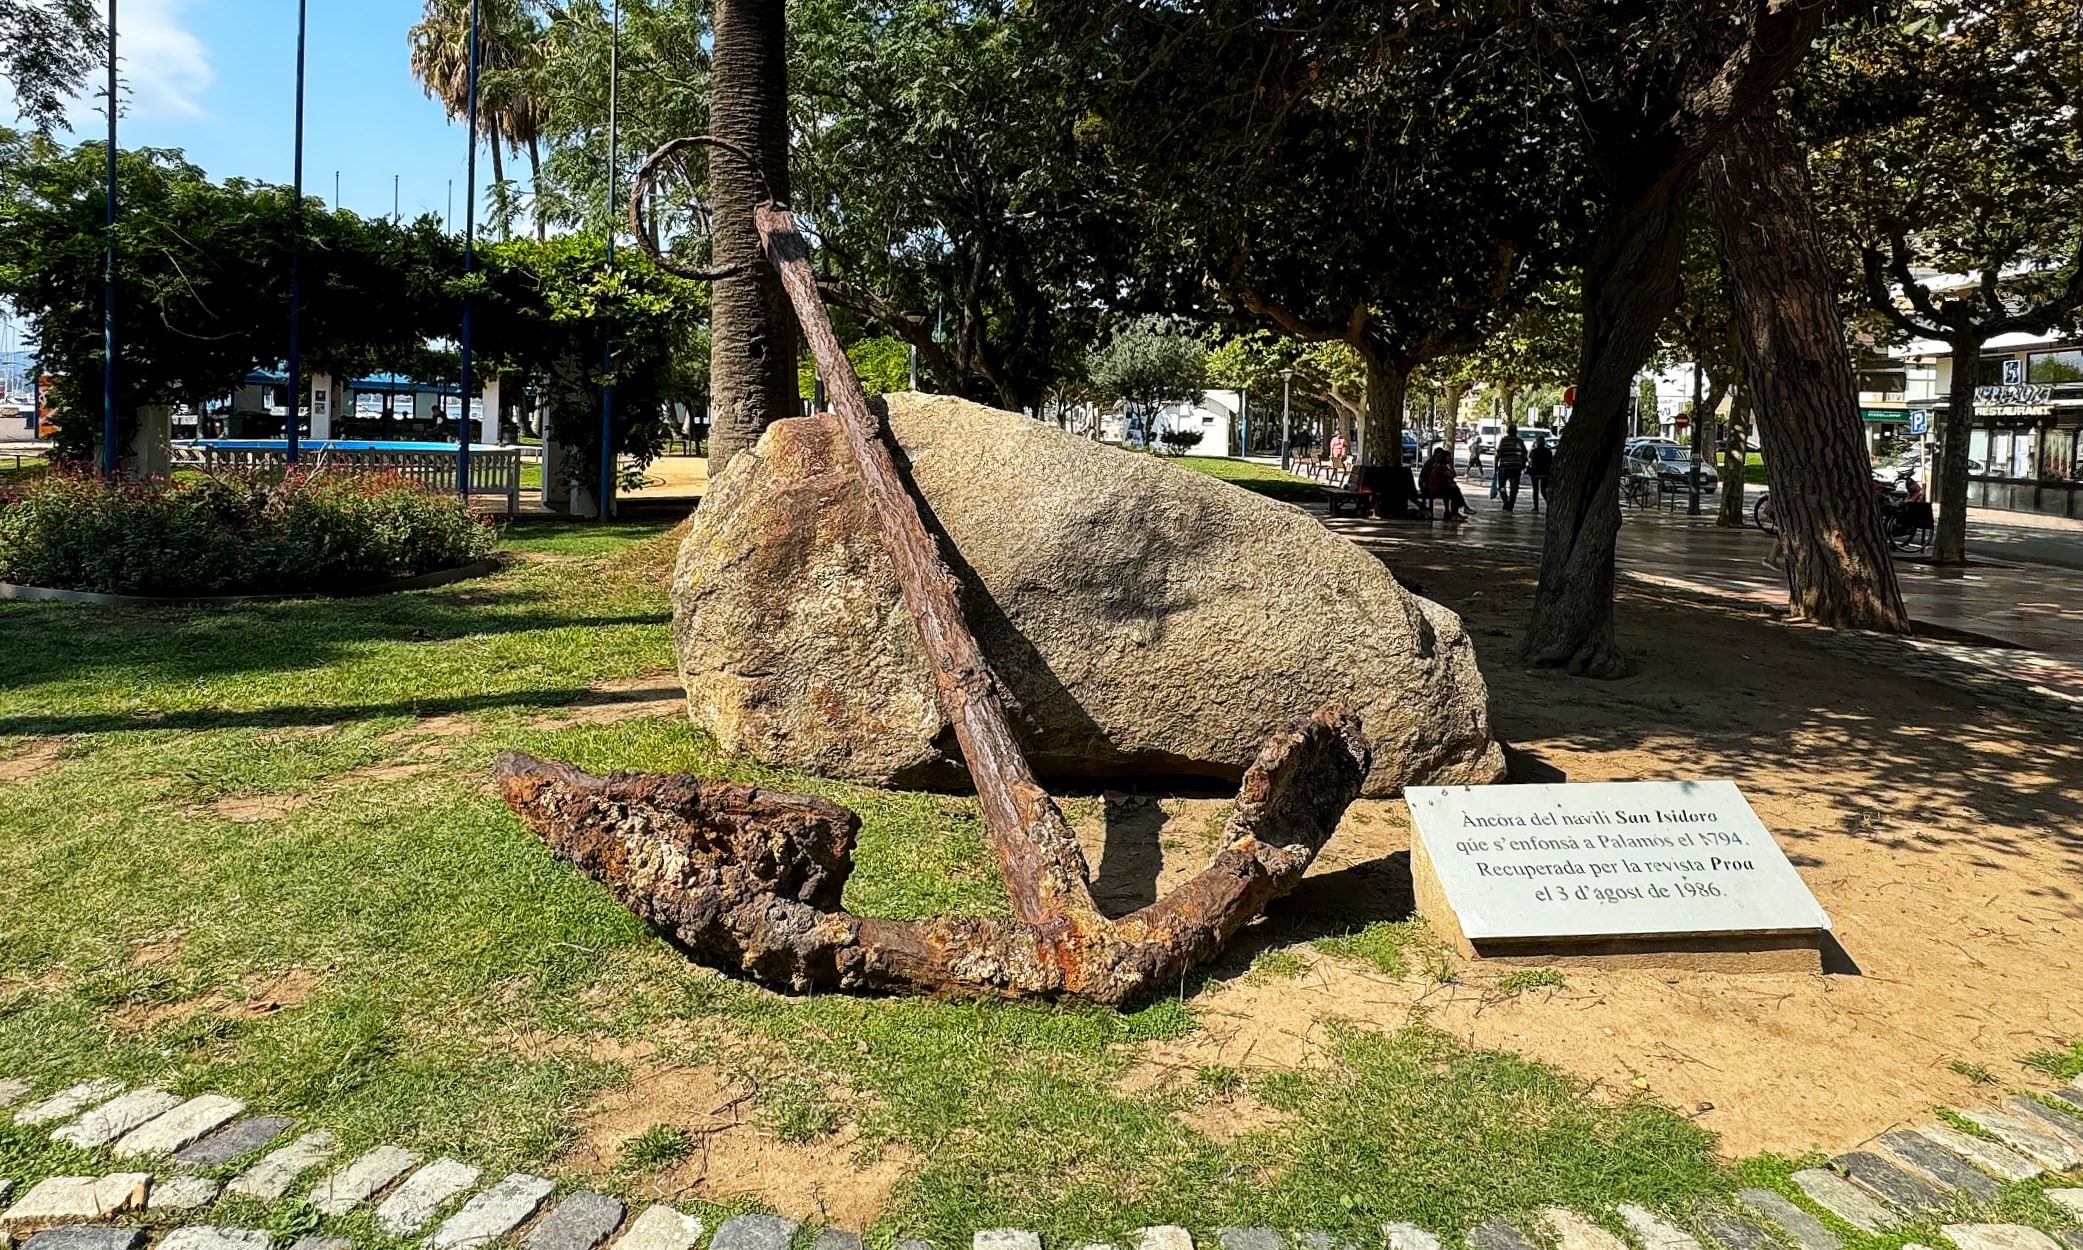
[1411, 827, 1825, 973]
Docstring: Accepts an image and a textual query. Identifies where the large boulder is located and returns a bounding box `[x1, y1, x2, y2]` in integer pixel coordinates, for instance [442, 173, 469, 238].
[672, 394, 1506, 796]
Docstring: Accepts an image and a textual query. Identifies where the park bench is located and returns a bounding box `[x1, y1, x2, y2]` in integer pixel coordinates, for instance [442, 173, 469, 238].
[1326, 467, 1373, 516]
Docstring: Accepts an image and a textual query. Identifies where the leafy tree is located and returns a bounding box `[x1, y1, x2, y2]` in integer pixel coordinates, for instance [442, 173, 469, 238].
[3, 0, 99, 135]
[789, 0, 1112, 412]
[478, 234, 707, 489]
[1066, 0, 1585, 467]
[1808, 0, 2083, 565]
[0, 137, 463, 466]
[1085, 316, 1205, 448]
[1493, 0, 1845, 675]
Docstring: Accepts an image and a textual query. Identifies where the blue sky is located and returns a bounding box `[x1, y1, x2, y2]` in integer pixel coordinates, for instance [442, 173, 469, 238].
[59, 0, 483, 225]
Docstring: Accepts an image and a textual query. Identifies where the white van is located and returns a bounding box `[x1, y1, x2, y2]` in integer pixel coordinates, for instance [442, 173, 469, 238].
[1473, 418, 1503, 452]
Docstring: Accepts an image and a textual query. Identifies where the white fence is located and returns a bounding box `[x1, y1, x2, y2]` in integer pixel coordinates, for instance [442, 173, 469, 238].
[171, 442, 522, 517]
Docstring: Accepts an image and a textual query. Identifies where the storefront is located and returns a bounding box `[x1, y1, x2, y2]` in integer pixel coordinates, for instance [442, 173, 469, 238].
[1925, 345, 2083, 519]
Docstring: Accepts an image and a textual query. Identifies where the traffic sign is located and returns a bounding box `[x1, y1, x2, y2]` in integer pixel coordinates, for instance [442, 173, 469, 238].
[1909, 410, 1931, 436]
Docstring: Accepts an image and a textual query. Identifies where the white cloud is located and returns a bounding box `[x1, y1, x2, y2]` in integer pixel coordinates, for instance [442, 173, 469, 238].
[30, 0, 213, 129]
[113, 0, 214, 120]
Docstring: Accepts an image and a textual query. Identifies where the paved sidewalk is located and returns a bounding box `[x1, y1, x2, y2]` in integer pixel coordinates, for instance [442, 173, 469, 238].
[1321, 500, 2083, 717]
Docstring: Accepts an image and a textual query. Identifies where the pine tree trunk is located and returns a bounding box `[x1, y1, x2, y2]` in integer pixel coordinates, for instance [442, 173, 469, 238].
[1361, 355, 1407, 465]
[1717, 386, 1751, 527]
[1704, 113, 1908, 631]
[1934, 338, 1981, 565]
[1523, 178, 1692, 678]
[705, 0, 797, 475]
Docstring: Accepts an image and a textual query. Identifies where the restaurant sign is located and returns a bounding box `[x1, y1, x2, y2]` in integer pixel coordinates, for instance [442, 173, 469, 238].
[1976, 383, 2054, 417]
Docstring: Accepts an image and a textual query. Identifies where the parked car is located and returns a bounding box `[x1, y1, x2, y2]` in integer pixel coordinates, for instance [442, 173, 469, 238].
[1625, 439, 1717, 493]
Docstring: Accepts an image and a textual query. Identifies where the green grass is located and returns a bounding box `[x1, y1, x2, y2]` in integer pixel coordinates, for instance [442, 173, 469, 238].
[0, 525, 1746, 1240]
[2023, 1039, 2083, 1081]
[1172, 457, 1328, 504]
[499, 519, 681, 557]
[1495, 969, 1567, 996]
[1314, 921, 1428, 977]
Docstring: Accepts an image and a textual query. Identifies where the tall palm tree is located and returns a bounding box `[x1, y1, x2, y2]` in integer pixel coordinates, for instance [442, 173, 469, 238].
[409, 0, 549, 240]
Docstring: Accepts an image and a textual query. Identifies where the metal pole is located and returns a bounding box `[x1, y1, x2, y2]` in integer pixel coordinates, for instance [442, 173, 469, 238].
[598, 0, 619, 521]
[1687, 358, 1703, 514]
[285, 0, 307, 465]
[101, 0, 118, 479]
[457, 0, 480, 499]
[394, 174, 400, 223]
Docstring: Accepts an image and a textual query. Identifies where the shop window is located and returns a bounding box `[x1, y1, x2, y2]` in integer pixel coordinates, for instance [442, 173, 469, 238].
[2010, 433, 2036, 479]
[2044, 429, 2078, 481]
[2030, 350, 2083, 384]
[1970, 428, 1990, 473]
[1977, 357, 2012, 386]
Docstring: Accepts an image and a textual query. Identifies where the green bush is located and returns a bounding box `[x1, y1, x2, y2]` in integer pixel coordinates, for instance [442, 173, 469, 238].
[0, 471, 498, 596]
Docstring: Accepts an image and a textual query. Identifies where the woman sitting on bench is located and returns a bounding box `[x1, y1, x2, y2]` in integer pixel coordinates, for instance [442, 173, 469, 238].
[1423, 447, 1472, 520]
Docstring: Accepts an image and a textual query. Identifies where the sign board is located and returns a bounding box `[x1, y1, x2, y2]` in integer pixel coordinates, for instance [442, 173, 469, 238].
[1404, 781, 1830, 965]
[1909, 410, 1931, 436]
[2002, 358, 2026, 385]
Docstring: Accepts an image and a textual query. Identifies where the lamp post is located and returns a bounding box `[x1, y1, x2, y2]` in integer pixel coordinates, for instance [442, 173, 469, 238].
[598, 0, 620, 521]
[285, 0, 307, 465]
[101, 0, 118, 480]
[1279, 367, 1294, 472]
[903, 310, 927, 390]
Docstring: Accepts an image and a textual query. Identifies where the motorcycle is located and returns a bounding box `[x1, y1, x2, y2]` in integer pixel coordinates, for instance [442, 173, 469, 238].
[1750, 468, 1932, 554]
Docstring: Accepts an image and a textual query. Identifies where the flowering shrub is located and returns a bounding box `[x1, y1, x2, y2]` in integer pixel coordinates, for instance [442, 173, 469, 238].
[0, 471, 499, 596]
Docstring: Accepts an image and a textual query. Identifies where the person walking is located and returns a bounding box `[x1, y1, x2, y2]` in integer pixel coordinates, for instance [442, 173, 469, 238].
[1328, 430, 1348, 471]
[1494, 424, 1527, 512]
[1526, 432, 1553, 514]
[1466, 437, 1484, 482]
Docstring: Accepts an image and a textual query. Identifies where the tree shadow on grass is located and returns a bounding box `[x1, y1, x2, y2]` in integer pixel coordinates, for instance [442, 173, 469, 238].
[0, 592, 666, 706]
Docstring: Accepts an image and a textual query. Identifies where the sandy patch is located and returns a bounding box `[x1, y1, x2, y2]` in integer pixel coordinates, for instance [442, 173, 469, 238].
[230, 967, 323, 1016]
[204, 794, 313, 823]
[1077, 550, 2083, 1160]
[572, 1064, 910, 1229]
[384, 713, 482, 742]
[532, 675, 688, 729]
[0, 739, 66, 783]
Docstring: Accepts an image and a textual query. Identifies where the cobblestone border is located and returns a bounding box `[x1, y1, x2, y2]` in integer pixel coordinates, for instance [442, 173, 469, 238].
[6, 1073, 2083, 1250]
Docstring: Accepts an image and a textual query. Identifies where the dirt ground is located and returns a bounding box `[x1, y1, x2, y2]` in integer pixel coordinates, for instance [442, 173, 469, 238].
[1094, 549, 2083, 1161]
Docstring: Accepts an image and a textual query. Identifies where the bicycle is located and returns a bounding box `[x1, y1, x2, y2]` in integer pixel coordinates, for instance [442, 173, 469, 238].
[1752, 491, 1776, 535]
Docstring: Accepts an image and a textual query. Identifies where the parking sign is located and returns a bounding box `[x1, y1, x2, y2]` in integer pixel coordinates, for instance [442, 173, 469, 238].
[1909, 410, 1931, 436]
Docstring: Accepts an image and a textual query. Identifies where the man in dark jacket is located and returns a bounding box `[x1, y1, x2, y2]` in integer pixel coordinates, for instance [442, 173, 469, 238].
[1494, 425, 1527, 512]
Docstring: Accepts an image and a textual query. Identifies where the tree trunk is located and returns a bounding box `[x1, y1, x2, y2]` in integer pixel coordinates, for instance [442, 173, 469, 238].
[527, 133, 546, 243]
[705, 0, 797, 476]
[1704, 112, 1909, 631]
[1523, 177, 1692, 678]
[1934, 337, 1981, 565]
[489, 121, 508, 241]
[1445, 383, 1464, 440]
[1717, 385, 1751, 527]
[1361, 355, 1407, 465]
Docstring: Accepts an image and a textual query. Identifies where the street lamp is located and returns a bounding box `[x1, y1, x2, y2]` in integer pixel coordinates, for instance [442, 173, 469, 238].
[599, 0, 621, 521]
[902, 310, 928, 390]
[1279, 368, 1294, 472]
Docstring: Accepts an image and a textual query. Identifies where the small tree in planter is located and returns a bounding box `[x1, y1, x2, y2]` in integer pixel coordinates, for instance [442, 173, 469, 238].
[1157, 426, 1206, 456]
[1085, 317, 1206, 449]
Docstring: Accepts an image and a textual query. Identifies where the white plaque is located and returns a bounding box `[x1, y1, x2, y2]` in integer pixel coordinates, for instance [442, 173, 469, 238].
[1405, 781, 1830, 942]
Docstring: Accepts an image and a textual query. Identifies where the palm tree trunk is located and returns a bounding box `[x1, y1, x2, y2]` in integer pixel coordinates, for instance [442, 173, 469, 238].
[528, 133, 545, 242]
[489, 118, 509, 241]
[706, 0, 797, 474]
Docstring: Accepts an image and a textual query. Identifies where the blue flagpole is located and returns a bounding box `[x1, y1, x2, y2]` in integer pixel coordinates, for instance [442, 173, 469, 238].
[599, 0, 619, 521]
[458, 0, 480, 499]
[101, 0, 118, 479]
[285, 0, 307, 464]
